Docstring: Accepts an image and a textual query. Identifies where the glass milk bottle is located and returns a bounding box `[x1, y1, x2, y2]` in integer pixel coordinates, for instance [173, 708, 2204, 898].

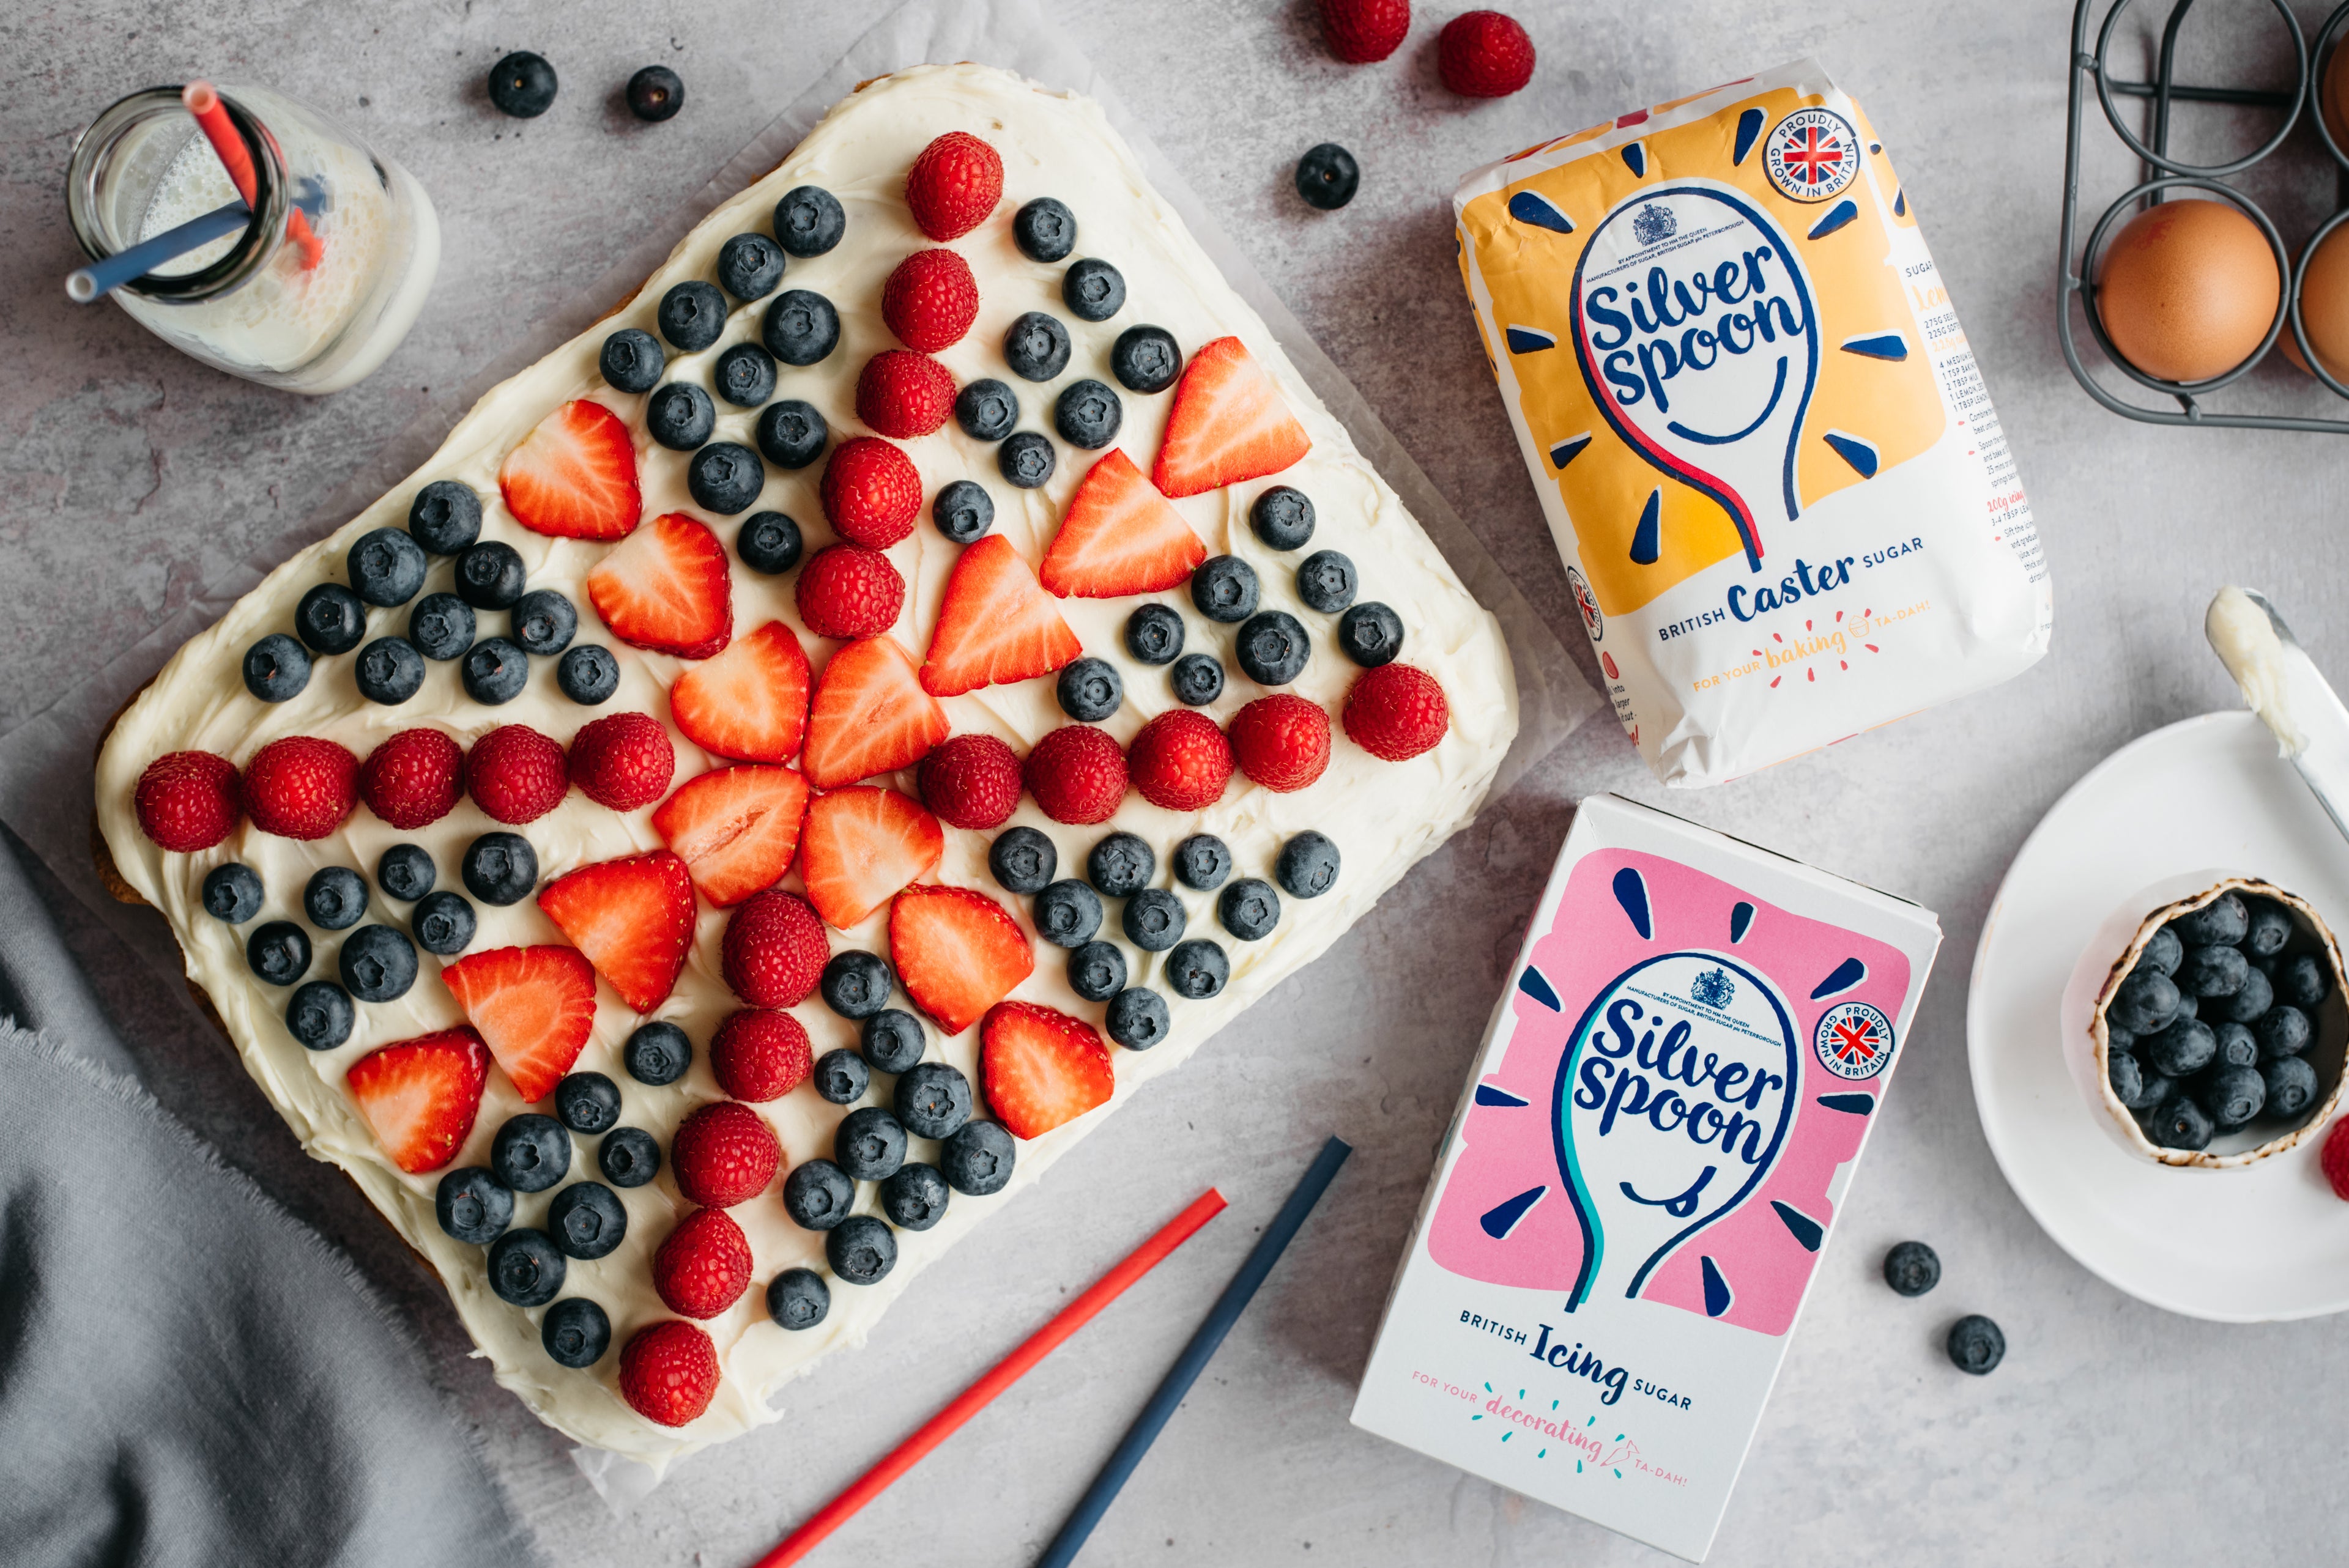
[65, 83, 440, 394]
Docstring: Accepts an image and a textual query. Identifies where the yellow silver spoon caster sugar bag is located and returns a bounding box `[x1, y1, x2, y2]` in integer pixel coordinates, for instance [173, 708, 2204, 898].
[1454, 59, 2050, 786]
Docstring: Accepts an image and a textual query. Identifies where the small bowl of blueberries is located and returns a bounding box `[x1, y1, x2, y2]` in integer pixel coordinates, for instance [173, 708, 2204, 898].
[2088, 878, 2348, 1167]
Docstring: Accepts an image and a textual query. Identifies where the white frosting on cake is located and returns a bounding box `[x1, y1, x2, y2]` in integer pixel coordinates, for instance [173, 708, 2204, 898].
[94, 64, 1515, 1466]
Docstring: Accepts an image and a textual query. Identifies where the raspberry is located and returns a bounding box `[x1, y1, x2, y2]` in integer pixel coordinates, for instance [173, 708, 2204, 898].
[652, 1208, 754, 1319]
[465, 724, 570, 825]
[1126, 710, 1234, 812]
[133, 750, 240, 852]
[721, 888, 829, 1008]
[620, 1320, 721, 1427]
[917, 733, 1024, 830]
[359, 729, 465, 830]
[710, 1008, 814, 1102]
[855, 351, 957, 441]
[905, 131, 1003, 242]
[1343, 663, 1450, 761]
[1319, 0, 1411, 62]
[819, 437, 922, 549]
[566, 712, 675, 811]
[795, 545, 906, 640]
[1023, 724, 1128, 825]
[1228, 695, 1332, 793]
[2325, 1119, 2349, 1200]
[669, 1100, 781, 1208]
[241, 736, 359, 841]
[1438, 10, 1534, 97]
[881, 249, 980, 352]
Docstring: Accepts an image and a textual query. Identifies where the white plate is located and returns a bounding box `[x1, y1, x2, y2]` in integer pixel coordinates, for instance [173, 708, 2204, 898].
[1969, 710, 2349, 1321]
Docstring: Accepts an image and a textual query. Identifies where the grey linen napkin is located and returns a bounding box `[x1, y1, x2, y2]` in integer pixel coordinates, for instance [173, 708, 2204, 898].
[0, 834, 543, 1568]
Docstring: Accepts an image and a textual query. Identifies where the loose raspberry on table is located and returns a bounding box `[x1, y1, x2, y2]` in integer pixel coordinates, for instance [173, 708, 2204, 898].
[1319, 0, 1411, 62]
[917, 733, 1025, 830]
[1437, 10, 1535, 98]
[134, 750, 241, 852]
[2324, 1119, 2349, 1201]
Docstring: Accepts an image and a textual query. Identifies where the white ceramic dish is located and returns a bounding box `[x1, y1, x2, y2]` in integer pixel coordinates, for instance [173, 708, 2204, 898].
[1970, 711, 2349, 1320]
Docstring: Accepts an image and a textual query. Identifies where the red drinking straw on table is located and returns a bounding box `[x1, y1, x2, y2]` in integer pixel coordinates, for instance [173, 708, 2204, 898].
[753, 1187, 1228, 1568]
[183, 80, 323, 268]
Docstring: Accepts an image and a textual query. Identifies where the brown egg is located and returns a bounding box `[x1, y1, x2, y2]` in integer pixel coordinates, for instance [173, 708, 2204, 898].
[2281, 224, 2349, 383]
[2095, 198, 2279, 382]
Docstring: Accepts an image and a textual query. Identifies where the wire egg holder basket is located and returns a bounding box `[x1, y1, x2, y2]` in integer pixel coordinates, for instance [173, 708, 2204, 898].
[2061, 0, 2349, 430]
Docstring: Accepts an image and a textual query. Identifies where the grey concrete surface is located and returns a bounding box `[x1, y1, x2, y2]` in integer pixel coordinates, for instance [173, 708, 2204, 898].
[5, 1, 2347, 1564]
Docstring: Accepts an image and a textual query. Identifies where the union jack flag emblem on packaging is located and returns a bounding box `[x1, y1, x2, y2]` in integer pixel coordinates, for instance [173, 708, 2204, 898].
[1762, 107, 1860, 203]
[1813, 999, 1894, 1081]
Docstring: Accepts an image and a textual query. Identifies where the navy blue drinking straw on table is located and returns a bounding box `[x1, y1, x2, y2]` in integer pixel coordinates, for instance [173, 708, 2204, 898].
[1036, 1134, 1353, 1567]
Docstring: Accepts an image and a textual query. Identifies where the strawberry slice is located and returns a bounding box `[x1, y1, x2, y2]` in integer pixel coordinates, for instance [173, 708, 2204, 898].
[669, 619, 809, 763]
[345, 1026, 490, 1174]
[1040, 448, 1207, 597]
[536, 849, 697, 1012]
[439, 945, 598, 1102]
[889, 883, 1034, 1035]
[499, 399, 643, 540]
[800, 786, 943, 930]
[980, 1001, 1116, 1139]
[652, 764, 811, 906]
[1151, 336, 1312, 498]
[586, 512, 733, 659]
[919, 534, 1081, 697]
[802, 635, 949, 790]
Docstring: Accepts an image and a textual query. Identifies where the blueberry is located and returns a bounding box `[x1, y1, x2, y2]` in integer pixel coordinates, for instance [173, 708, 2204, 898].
[1075, 837, 1148, 901]
[2141, 925, 2184, 974]
[461, 638, 530, 704]
[2107, 970, 2181, 1039]
[942, 1120, 1017, 1194]
[547, 1182, 628, 1260]
[507, 590, 576, 659]
[340, 924, 417, 1003]
[622, 60, 685, 120]
[1945, 1314, 2005, 1375]
[2172, 992, 2200, 1022]
[1058, 939, 1122, 1002]
[2143, 1016, 2216, 1078]
[1881, 1240, 1939, 1296]
[1063, 258, 1126, 322]
[1054, 379, 1123, 449]
[717, 231, 785, 300]
[242, 634, 311, 702]
[1192, 556, 1260, 623]
[347, 527, 428, 608]
[409, 479, 484, 554]
[246, 921, 310, 986]
[763, 289, 840, 365]
[822, 950, 895, 1019]
[713, 342, 777, 409]
[815, 1048, 870, 1106]
[435, 1167, 514, 1245]
[783, 1158, 856, 1230]
[598, 1125, 661, 1188]
[2219, 966, 2274, 1024]
[1277, 832, 1341, 898]
[2199, 1062, 2266, 1128]
[1296, 142, 1360, 210]
[990, 826, 1058, 895]
[1014, 197, 1077, 262]
[1034, 880, 1104, 947]
[2174, 893, 2247, 947]
[554, 1071, 622, 1135]
[462, 832, 538, 906]
[738, 512, 804, 574]
[414, 890, 477, 955]
[861, 1009, 927, 1075]
[2213, 1021, 2260, 1069]
[880, 1163, 951, 1231]
[355, 636, 426, 704]
[1235, 612, 1310, 686]
[2133, 1070, 2175, 1112]
[599, 328, 665, 394]
[1058, 657, 1123, 722]
[623, 1021, 691, 1085]
[755, 399, 829, 469]
[2263, 1054, 2320, 1118]
[1173, 834, 1232, 891]
[1123, 887, 1186, 952]
[688, 442, 766, 514]
[296, 583, 368, 654]
[286, 980, 354, 1050]
[2244, 899, 2295, 958]
[487, 1229, 566, 1308]
[934, 479, 996, 544]
[998, 431, 1057, 489]
[646, 382, 716, 451]
[828, 1215, 897, 1285]
[542, 1297, 612, 1368]
[557, 644, 620, 704]
[1166, 938, 1230, 999]
[956, 379, 1019, 442]
[1219, 878, 1280, 942]
[2108, 1023, 2136, 1054]
[491, 1114, 570, 1194]
[487, 51, 557, 118]
[2177, 944, 2248, 998]
[1338, 602, 1406, 667]
[1102, 988, 1168, 1050]
[2257, 1004, 2314, 1059]
[202, 863, 264, 923]
[773, 185, 845, 257]
[1241, 490, 1311, 555]
[768, 1267, 831, 1330]
[1124, 604, 1186, 665]
[2113, 1051, 2165, 1109]
[894, 1062, 974, 1141]
[657, 281, 727, 353]
[407, 593, 477, 661]
[1296, 550, 1359, 614]
[1171, 653, 1225, 706]
[2282, 953, 2332, 1008]
[1004, 311, 1072, 381]
[2148, 1090, 2214, 1150]
[303, 866, 368, 931]
[1111, 325, 1180, 394]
